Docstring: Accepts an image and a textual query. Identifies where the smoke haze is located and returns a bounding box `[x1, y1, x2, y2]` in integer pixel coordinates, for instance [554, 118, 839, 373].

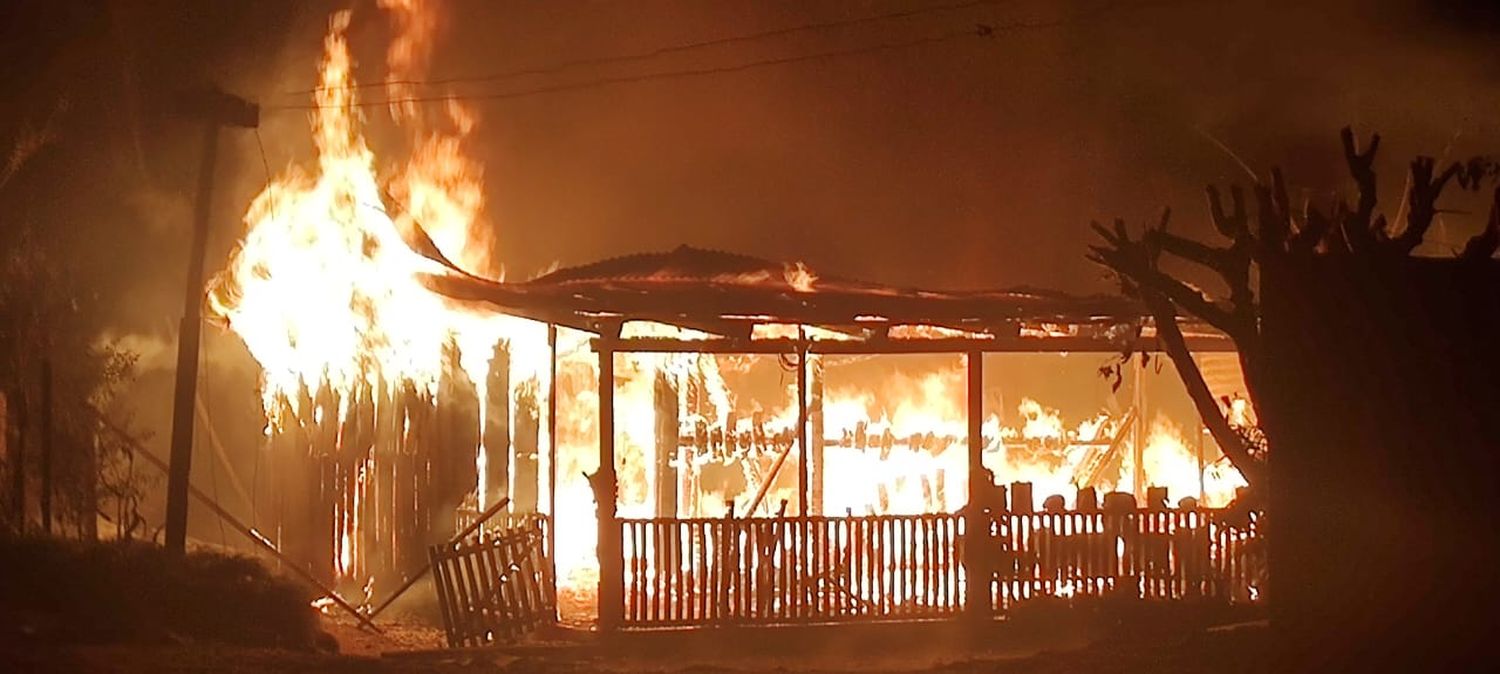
[3, 0, 1497, 532]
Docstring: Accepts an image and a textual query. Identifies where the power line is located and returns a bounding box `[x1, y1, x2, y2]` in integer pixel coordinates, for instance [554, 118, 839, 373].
[271, 23, 986, 111]
[267, 0, 1195, 113]
[288, 0, 1016, 95]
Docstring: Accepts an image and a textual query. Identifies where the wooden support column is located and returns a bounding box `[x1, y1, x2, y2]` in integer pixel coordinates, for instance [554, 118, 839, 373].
[483, 343, 510, 512]
[512, 387, 540, 512]
[546, 325, 559, 609]
[1196, 425, 1207, 503]
[595, 346, 623, 630]
[796, 339, 810, 516]
[810, 356, 825, 515]
[282, 387, 313, 577]
[653, 370, 679, 518]
[364, 385, 395, 582]
[7, 388, 24, 535]
[1132, 353, 1148, 499]
[314, 386, 339, 584]
[436, 343, 479, 543]
[964, 350, 990, 619]
[39, 360, 52, 535]
[398, 387, 427, 570]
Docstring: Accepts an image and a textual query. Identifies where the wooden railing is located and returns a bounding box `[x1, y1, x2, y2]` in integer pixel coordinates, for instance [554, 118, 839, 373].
[619, 509, 1260, 627]
[980, 509, 1262, 609]
[430, 514, 556, 647]
[622, 514, 961, 626]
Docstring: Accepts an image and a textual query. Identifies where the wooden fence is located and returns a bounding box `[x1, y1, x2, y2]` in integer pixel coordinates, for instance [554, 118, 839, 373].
[981, 509, 1262, 609]
[622, 514, 961, 626]
[619, 509, 1260, 627]
[429, 514, 556, 647]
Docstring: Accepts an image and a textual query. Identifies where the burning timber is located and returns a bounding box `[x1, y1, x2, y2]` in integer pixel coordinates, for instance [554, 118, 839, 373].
[216, 240, 1260, 637]
[202, 13, 1256, 640]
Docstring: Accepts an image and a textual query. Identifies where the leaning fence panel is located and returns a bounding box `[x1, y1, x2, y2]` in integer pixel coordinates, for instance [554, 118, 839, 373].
[429, 514, 556, 647]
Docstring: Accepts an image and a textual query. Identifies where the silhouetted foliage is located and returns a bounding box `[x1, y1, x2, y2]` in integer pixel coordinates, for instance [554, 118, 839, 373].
[1089, 128, 1500, 489]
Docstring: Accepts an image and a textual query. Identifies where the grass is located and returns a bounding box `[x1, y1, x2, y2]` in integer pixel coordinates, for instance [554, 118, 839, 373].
[0, 537, 329, 651]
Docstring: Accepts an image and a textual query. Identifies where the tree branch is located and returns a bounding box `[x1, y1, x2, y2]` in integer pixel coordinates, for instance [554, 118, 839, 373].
[1393, 156, 1461, 254]
[1462, 186, 1500, 260]
[1340, 127, 1381, 251]
[1148, 230, 1227, 269]
[1206, 184, 1248, 240]
[1142, 291, 1264, 486]
[1089, 214, 1250, 345]
[1292, 201, 1333, 254]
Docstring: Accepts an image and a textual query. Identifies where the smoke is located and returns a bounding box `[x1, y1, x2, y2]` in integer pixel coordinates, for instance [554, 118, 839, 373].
[4, 0, 1497, 546]
[403, 0, 1500, 290]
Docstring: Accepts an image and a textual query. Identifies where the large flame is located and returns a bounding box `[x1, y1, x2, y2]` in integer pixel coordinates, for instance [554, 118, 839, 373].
[207, 5, 1245, 614]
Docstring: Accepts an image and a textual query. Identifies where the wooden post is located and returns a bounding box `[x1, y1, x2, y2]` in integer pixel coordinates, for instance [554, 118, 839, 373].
[796, 336, 810, 516]
[7, 388, 23, 535]
[964, 350, 990, 619]
[483, 342, 510, 511]
[313, 387, 338, 584]
[436, 343, 479, 543]
[1197, 426, 1207, 503]
[810, 355, 825, 515]
[512, 388, 540, 512]
[1009, 481, 1034, 513]
[39, 360, 52, 535]
[653, 370, 678, 517]
[1132, 353, 1148, 499]
[546, 324, 559, 606]
[596, 345, 623, 630]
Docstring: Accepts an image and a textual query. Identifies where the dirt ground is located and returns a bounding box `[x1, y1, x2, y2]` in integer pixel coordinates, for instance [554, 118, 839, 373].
[0, 612, 1270, 673]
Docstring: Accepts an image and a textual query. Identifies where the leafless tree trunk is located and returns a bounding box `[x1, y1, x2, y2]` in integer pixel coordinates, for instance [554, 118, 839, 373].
[1089, 128, 1500, 491]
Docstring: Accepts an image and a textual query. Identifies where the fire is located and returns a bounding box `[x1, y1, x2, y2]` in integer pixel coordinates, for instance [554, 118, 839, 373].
[783, 262, 817, 292]
[207, 6, 556, 585]
[205, 3, 1247, 617]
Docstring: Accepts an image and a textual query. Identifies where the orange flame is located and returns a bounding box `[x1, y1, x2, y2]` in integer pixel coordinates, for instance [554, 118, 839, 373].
[208, 5, 1246, 610]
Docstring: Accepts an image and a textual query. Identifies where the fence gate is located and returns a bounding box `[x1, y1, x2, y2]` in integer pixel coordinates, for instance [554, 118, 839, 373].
[429, 514, 556, 647]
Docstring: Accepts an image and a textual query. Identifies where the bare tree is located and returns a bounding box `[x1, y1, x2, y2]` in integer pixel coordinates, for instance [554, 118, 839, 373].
[1089, 128, 1500, 491]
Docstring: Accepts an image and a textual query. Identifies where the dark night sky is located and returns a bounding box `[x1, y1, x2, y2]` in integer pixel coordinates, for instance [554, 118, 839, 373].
[4, 0, 1499, 319]
[2, 1, 1499, 499]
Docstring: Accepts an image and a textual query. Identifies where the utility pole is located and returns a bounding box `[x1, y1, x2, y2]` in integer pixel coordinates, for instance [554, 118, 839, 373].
[164, 87, 258, 555]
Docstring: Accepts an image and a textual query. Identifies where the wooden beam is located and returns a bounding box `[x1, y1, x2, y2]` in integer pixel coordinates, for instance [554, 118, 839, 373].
[592, 334, 1237, 355]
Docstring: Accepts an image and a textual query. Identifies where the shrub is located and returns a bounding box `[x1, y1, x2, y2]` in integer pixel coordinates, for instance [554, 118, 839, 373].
[0, 537, 326, 650]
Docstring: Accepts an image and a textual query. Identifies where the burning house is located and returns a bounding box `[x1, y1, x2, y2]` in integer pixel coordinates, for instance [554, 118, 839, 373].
[202, 7, 1259, 641]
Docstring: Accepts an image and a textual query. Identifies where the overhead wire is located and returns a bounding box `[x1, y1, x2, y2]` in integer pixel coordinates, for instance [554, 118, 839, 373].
[269, 23, 990, 111]
[287, 0, 1018, 95]
[266, 0, 1193, 113]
